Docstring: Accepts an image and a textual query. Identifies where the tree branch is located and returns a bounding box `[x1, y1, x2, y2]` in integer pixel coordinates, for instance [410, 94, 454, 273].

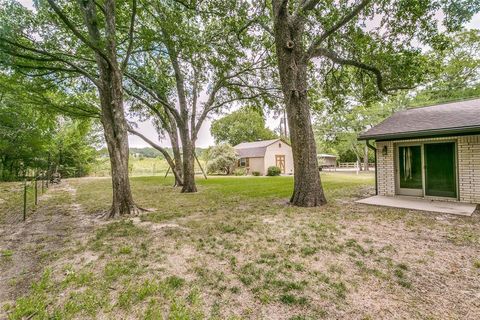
[46, 0, 112, 67]
[121, 0, 137, 71]
[313, 47, 415, 94]
[124, 72, 183, 125]
[127, 126, 183, 184]
[0, 36, 100, 87]
[294, 0, 321, 16]
[124, 87, 169, 128]
[304, 0, 371, 60]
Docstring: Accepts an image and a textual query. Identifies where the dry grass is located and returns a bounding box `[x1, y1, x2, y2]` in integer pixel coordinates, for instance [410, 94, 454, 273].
[1, 173, 480, 319]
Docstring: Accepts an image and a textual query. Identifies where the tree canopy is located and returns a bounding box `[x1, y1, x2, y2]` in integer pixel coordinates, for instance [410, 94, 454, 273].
[313, 28, 480, 163]
[210, 107, 277, 146]
[0, 74, 98, 180]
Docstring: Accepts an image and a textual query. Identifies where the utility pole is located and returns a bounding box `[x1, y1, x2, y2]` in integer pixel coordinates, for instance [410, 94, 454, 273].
[280, 109, 288, 139]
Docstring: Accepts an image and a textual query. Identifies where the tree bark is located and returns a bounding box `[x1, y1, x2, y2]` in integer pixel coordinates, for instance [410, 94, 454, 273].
[99, 68, 138, 217]
[180, 134, 197, 193]
[272, 1, 326, 207]
[80, 0, 138, 217]
[171, 137, 183, 186]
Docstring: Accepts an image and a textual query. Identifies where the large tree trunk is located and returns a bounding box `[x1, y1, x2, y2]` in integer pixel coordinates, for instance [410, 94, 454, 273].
[99, 69, 138, 217]
[180, 136, 197, 193]
[168, 123, 183, 187]
[272, 2, 326, 207]
[81, 0, 138, 217]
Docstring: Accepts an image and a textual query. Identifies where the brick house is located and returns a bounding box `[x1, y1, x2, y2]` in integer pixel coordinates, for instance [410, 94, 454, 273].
[358, 99, 480, 204]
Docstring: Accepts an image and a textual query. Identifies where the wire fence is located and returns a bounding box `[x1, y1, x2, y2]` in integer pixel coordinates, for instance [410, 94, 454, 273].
[0, 173, 50, 224]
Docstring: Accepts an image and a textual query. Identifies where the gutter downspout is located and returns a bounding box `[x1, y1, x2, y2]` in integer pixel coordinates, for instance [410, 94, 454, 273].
[366, 140, 378, 195]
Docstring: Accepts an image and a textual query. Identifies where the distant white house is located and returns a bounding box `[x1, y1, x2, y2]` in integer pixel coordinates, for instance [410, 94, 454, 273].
[234, 139, 294, 175]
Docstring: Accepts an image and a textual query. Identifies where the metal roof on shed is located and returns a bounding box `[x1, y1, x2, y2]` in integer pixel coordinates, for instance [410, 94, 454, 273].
[234, 139, 285, 158]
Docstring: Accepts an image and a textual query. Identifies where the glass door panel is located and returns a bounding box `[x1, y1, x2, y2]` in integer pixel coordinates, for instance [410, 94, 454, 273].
[398, 145, 423, 196]
[425, 142, 456, 198]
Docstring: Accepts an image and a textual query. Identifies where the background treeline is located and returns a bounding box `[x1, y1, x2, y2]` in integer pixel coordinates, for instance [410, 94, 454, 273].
[97, 147, 207, 160]
[0, 75, 99, 181]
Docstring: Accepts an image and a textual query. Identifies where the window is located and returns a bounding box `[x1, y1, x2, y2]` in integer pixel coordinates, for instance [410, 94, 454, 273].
[279, 143, 282, 148]
[239, 158, 249, 167]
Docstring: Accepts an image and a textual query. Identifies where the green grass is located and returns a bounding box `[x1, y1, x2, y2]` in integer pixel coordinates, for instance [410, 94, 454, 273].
[90, 157, 206, 177]
[0, 181, 39, 223]
[72, 172, 373, 219]
[3, 172, 480, 319]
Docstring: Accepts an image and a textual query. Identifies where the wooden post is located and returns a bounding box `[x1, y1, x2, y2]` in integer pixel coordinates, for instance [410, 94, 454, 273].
[164, 166, 170, 179]
[41, 174, 45, 194]
[194, 152, 207, 180]
[23, 179, 27, 221]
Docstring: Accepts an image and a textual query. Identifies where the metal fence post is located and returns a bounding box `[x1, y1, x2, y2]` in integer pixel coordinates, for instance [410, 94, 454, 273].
[23, 178, 27, 221]
[34, 176, 38, 205]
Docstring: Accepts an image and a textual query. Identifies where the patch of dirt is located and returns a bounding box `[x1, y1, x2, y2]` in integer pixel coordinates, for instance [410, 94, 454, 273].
[0, 181, 97, 314]
[132, 216, 190, 231]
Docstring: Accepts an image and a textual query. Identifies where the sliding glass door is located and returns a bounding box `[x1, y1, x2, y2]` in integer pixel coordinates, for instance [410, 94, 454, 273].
[425, 142, 457, 198]
[396, 142, 457, 198]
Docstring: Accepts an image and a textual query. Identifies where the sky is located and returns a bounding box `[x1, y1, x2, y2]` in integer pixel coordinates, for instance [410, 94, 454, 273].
[16, 0, 480, 148]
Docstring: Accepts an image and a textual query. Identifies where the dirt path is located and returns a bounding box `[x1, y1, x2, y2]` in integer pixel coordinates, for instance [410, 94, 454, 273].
[0, 181, 96, 310]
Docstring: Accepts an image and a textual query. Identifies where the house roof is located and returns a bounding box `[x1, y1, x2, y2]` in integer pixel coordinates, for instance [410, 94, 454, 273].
[234, 139, 286, 158]
[358, 98, 480, 141]
[318, 154, 337, 158]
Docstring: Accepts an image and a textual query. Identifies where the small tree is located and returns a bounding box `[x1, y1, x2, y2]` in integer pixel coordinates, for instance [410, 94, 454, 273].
[205, 144, 237, 175]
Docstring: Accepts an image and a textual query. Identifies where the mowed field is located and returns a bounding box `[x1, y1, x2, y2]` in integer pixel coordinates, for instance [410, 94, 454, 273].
[1, 173, 480, 319]
[90, 157, 207, 177]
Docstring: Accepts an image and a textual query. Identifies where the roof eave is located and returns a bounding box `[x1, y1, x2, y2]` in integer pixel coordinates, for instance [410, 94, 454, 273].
[358, 126, 480, 141]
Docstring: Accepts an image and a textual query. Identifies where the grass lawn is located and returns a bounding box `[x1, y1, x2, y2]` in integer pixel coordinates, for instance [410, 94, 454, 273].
[1, 172, 480, 319]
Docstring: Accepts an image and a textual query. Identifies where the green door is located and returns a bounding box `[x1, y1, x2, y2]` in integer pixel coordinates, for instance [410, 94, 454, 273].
[425, 142, 457, 198]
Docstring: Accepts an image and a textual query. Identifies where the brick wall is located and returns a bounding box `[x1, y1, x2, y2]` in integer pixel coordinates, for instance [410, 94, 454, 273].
[458, 135, 480, 203]
[376, 141, 395, 196]
[375, 134, 480, 204]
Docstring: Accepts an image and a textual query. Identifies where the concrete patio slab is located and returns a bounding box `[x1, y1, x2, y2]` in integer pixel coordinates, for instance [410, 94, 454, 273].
[356, 195, 477, 216]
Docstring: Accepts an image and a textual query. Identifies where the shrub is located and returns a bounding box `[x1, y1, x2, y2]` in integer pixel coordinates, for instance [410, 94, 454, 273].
[205, 144, 237, 175]
[252, 171, 261, 176]
[234, 168, 246, 176]
[267, 166, 281, 176]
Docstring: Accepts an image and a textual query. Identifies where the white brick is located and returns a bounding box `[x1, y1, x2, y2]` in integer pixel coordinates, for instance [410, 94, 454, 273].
[376, 135, 480, 204]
